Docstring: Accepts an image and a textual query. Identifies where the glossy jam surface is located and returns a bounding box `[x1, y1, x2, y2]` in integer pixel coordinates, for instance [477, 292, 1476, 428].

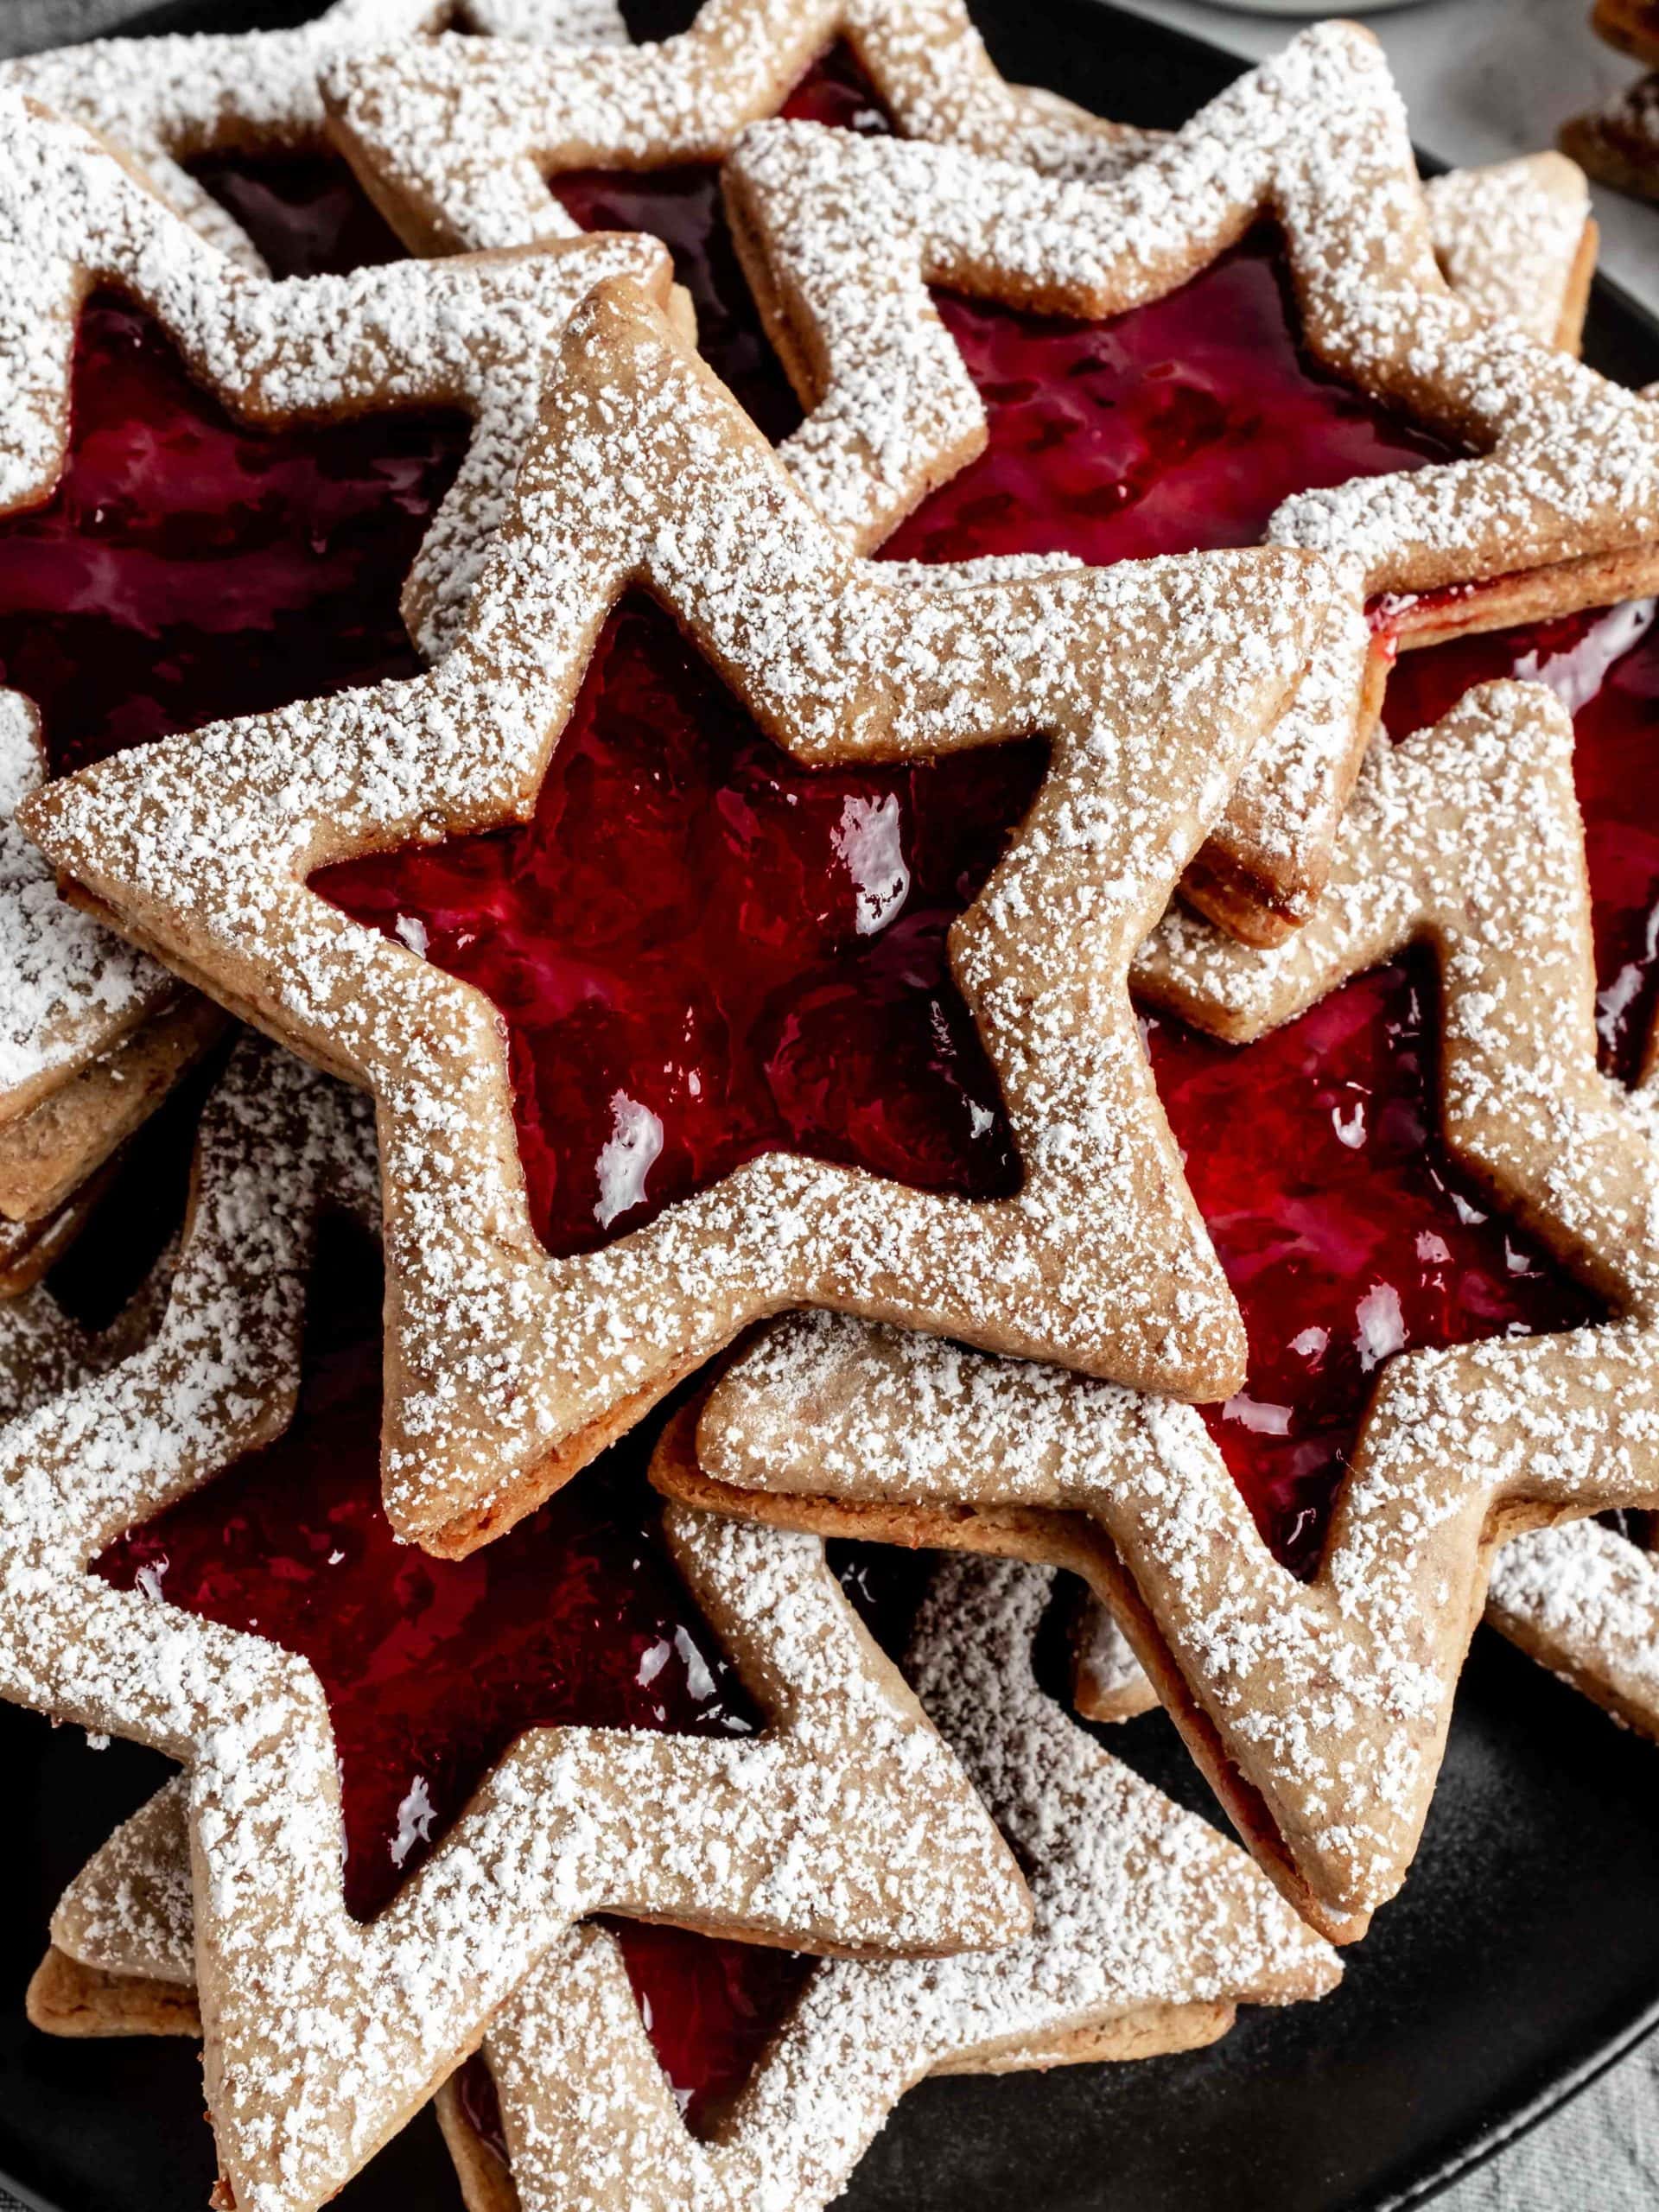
[0, 138, 461, 779]
[1147, 959, 1602, 1576]
[550, 45, 890, 438]
[453, 1923, 813, 2152]
[0, 290, 465, 779]
[316, 594, 1041, 1257]
[92, 1228, 760, 1922]
[606, 1919, 815, 2133]
[880, 232, 1461, 569]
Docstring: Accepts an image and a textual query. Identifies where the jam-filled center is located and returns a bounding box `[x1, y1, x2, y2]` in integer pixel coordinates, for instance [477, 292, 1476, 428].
[881, 234, 1463, 570]
[315, 595, 1042, 1258]
[92, 1224, 760, 1923]
[1157, 596, 1659, 1576]
[0, 290, 466, 780]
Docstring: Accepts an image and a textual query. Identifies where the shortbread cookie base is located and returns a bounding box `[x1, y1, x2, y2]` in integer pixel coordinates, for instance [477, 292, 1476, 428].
[647, 1443, 1368, 1944]
[0, 995, 228, 1224]
[27, 1945, 200, 2038]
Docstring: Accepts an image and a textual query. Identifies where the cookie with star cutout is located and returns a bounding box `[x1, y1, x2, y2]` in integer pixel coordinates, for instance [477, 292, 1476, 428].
[21, 276, 1344, 1558]
[0, 1038, 1027, 2212]
[660, 677, 1659, 1941]
[34, 1545, 1338, 2212]
[717, 25, 1659, 939]
[0, 92, 683, 1224]
[319, 0, 1152, 257]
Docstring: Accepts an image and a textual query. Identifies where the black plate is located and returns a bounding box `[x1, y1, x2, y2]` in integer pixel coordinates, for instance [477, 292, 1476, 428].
[3, 3, 1658, 2209]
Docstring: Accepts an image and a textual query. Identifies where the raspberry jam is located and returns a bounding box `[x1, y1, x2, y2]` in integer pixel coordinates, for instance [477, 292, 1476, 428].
[454, 1919, 813, 2151]
[92, 1224, 762, 1924]
[315, 594, 1042, 1257]
[0, 130, 464, 785]
[880, 235, 1461, 569]
[549, 45, 891, 438]
[1147, 959, 1602, 1577]
[0, 292, 465, 780]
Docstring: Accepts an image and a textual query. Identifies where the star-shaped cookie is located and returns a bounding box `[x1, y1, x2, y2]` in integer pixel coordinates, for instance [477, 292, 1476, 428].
[1, 0, 632, 275]
[0, 1040, 1026, 2212]
[35, 1548, 1338, 2212]
[319, 0, 1145, 257]
[0, 92, 676, 1219]
[716, 24, 1659, 938]
[668, 677, 1659, 1940]
[22, 276, 1338, 1554]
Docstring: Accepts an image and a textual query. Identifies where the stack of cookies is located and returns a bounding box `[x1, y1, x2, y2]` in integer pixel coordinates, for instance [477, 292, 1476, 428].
[0, 4, 1656, 2208]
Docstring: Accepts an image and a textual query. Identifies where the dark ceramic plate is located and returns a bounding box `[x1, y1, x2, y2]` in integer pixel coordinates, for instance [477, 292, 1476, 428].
[3, 3, 1658, 2209]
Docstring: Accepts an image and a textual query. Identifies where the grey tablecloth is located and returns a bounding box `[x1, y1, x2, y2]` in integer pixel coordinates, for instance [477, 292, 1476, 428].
[1, 1, 1656, 2207]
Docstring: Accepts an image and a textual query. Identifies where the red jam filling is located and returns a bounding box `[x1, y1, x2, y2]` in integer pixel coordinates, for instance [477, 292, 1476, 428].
[315, 594, 1042, 1256]
[1146, 959, 1601, 1578]
[0, 289, 465, 779]
[92, 1225, 762, 1924]
[454, 1921, 815, 2152]
[453, 1919, 812, 2152]
[879, 234, 1462, 569]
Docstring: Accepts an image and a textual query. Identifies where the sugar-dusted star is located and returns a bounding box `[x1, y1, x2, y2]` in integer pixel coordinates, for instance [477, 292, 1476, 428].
[24, 276, 1340, 1554]
[319, 0, 1143, 257]
[669, 678, 1659, 1940]
[0, 1039, 1026, 2212]
[715, 25, 1659, 938]
[0, 92, 675, 1210]
[39, 1545, 1337, 2212]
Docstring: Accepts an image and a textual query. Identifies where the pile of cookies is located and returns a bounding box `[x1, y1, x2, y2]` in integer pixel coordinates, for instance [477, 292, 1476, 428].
[0, 3, 1656, 2208]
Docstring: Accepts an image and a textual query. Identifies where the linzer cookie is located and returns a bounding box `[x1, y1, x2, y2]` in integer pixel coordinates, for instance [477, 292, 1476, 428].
[718, 25, 1659, 938]
[320, 0, 1150, 257]
[1422, 156, 1596, 353]
[0, 1039, 1026, 2212]
[665, 678, 1659, 1939]
[22, 276, 1341, 1554]
[35, 1548, 1338, 2212]
[0, 93, 676, 1216]
[1562, 75, 1659, 205]
[0, 0, 632, 276]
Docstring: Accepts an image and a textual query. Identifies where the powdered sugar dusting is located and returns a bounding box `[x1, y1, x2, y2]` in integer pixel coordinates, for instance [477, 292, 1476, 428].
[698, 680, 1659, 1933]
[22, 279, 1338, 1551]
[321, 0, 1152, 255]
[56, 1556, 1337, 2212]
[0, 1043, 1023, 2211]
[0, 92, 670, 1133]
[0, 0, 630, 276]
